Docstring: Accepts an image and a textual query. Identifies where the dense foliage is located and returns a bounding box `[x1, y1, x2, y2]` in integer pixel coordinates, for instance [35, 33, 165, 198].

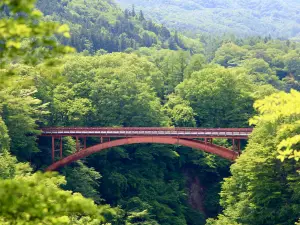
[116, 0, 300, 38]
[1, 0, 300, 224]
[0, 1, 114, 224]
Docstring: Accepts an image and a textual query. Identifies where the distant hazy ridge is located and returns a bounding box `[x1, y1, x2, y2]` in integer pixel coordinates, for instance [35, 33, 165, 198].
[116, 0, 300, 38]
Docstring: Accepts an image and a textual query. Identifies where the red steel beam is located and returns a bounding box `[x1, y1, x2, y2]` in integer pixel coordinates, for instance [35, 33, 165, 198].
[46, 136, 239, 171]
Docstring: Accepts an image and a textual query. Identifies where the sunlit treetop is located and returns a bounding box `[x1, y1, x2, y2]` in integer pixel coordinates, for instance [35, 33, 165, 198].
[0, 172, 114, 225]
[250, 89, 300, 162]
[0, 0, 74, 66]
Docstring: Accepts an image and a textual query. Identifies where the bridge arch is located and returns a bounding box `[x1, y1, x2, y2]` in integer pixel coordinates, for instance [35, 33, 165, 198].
[46, 136, 239, 171]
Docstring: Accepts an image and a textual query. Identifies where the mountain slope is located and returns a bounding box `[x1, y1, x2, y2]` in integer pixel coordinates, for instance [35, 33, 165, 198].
[116, 0, 300, 38]
[37, 0, 199, 53]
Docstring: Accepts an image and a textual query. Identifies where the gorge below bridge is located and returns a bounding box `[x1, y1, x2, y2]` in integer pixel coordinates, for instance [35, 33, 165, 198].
[40, 127, 253, 171]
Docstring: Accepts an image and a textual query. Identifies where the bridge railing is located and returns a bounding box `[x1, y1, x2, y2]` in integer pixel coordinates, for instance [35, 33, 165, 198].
[41, 127, 253, 138]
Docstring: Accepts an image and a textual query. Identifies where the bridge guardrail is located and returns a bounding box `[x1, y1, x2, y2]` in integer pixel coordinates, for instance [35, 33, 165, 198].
[41, 127, 253, 138]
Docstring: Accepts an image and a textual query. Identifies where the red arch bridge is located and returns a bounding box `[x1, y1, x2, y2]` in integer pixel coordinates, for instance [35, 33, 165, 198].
[41, 127, 253, 171]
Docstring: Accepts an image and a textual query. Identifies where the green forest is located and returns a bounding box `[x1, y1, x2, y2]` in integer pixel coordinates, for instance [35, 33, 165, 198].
[116, 0, 300, 39]
[0, 0, 300, 224]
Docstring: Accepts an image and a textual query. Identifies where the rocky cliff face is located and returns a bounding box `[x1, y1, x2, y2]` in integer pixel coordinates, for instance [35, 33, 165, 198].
[187, 174, 206, 214]
[184, 170, 207, 215]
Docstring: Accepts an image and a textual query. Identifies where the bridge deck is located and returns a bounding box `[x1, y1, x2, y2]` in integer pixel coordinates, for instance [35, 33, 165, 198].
[41, 127, 253, 139]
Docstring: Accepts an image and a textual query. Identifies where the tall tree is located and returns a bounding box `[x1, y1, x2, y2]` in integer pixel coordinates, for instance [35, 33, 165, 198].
[139, 10, 145, 21]
[207, 90, 300, 225]
[174, 66, 263, 127]
[131, 4, 136, 17]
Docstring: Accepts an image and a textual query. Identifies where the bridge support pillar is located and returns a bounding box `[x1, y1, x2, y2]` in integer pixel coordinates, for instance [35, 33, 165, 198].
[60, 137, 63, 158]
[205, 138, 213, 144]
[237, 139, 241, 155]
[52, 136, 55, 162]
[204, 138, 213, 145]
[84, 137, 87, 149]
[232, 139, 241, 154]
[76, 137, 80, 152]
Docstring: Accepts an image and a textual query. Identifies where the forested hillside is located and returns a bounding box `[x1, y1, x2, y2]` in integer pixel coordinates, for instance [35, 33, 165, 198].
[116, 0, 300, 38]
[36, 0, 201, 53]
[1, 0, 300, 224]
